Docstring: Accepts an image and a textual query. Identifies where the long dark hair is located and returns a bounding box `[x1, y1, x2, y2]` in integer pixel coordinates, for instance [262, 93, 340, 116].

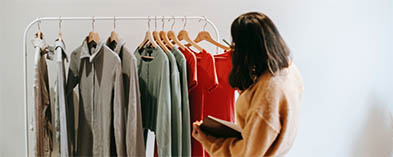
[229, 12, 291, 90]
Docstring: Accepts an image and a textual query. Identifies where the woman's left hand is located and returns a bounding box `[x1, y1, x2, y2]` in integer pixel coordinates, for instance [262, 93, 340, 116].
[192, 120, 209, 142]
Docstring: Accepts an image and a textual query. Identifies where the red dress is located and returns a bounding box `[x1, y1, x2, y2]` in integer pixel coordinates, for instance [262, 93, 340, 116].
[186, 48, 219, 157]
[203, 49, 235, 122]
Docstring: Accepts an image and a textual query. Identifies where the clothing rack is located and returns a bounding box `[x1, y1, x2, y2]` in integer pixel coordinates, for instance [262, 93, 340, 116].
[22, 16, 221, 157]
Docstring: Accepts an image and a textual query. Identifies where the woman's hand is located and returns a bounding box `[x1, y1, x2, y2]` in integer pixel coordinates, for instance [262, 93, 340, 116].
[192, 120, 209, 142]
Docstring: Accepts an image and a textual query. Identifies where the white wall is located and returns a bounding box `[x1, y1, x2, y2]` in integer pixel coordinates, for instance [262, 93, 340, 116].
[0, 0, 392, 157]
[0, 0, 4, 156]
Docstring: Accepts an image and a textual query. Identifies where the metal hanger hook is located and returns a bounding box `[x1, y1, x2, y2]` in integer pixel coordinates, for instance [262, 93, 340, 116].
[58, 16, 62, 33]
[113, 16, 116, 31]
[171, 16, 175, 30]
[147, 16, 151, 31]
[162, 16, 165, 30]
[154, 16, 157, 31]
[183, 16, 187, 30]
[92, 16, 96, 32]
[37, 17, 41, 32]
[203, 16, 208, 31]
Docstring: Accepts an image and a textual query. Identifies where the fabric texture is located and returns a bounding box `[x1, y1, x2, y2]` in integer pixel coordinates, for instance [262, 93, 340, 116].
[65, 38, 126, 156]
[172, 46, 192, 157]
[199, 62, 304, 157]
[106, 38, 146, 157]
[134, 46, 172, 156]
[32, 37, 53, 157]
[166, 48, 183, 156]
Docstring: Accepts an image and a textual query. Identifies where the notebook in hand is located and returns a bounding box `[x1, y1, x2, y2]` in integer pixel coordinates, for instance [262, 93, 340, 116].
[200, 116, 242, 139]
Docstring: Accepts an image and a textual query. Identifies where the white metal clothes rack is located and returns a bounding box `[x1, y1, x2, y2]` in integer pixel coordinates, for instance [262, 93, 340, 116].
[23, 16, 221, 157]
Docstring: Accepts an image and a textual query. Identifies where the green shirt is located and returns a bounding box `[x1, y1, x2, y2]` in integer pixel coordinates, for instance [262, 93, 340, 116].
[172, 46, 192, 157]
[167, 48, 183, 156]
[134, 46, 172, 156]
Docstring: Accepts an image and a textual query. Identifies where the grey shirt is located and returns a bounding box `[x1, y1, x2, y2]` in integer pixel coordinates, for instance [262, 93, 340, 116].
[107, 38, 146, 157]
[66, 39, 126, 156]
[54, 40, 69, 157]
[134, 46, 172, 156]
[172, 46, 192, 157]
[167, 48, 183, 156]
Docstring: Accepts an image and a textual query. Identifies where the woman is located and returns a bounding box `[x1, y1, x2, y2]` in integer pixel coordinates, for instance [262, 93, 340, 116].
[192, 12, 304, 156]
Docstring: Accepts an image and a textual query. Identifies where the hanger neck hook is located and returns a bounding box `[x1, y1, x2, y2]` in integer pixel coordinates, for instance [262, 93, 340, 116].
[183, 16, 187, 30]
[154, 16, 157, 31]
[92, 16, 95, 32]
[147, 16, 151, 31]
[113, 16, 116, 31]
[37, 17, 41, 32]
[162, 16, 165, 30]
[58, 16, 62, 33]
[171, 16, 175, 30]
[203, 16, 208, 31]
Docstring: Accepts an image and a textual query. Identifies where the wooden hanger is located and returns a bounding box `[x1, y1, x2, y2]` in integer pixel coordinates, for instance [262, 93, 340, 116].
[152, 16, 169, 54]
[138, 16, 158, 49]
[160, 16, 174, 50]
[109, 17, 119, 43]
[194, 31, 230, 50]
[88, 17, 100, 46]
[177, 17, 204, 52]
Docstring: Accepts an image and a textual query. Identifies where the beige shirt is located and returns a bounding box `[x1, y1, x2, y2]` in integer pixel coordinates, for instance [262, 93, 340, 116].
[107, 38, 146, 157]
[200, 63, 304, 157]
[66, 39, 126, 156]
[32, 37, 53, 157]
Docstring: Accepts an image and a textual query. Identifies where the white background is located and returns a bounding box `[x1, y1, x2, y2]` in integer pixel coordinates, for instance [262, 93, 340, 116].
[1, 0, 393, 156]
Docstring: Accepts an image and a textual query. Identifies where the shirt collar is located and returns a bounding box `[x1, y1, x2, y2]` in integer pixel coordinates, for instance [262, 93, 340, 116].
[80, 37, 104, 62]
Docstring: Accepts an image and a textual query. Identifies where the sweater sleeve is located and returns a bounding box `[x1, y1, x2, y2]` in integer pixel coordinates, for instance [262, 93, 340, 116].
[156, 59, 172, 156]
[200, 109, 280, 156]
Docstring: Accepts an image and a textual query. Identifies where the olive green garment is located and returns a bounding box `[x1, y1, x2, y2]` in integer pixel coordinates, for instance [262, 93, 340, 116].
[65, 39, 126, 156]
[134, 46, 172, 156]
[167, 48, 183, 156]
[171, 46, 192, 157]
[106, 38, 146, 157]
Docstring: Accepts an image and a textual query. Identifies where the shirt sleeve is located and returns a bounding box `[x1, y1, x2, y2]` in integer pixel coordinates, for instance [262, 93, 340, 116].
[200, 110, 280, 156]
[199, 81, 283, 156]
[201, 53, 218, 93]
[187, 52, 198, 92]
[156, 59, 172, 156]
[113, 62, 126, 156]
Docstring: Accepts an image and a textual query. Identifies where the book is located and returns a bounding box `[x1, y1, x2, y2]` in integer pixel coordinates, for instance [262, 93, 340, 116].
[200, 116, 242, 139]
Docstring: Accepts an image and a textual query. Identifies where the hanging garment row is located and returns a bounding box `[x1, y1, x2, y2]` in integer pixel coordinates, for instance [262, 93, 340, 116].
[31, 16, 235, 157]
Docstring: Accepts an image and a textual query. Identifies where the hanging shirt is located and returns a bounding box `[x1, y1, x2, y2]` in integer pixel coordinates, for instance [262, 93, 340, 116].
[53, 40, 70, 157]
[203, 50, 235, 122]
[106, 38, 146, 157]
[65, 39, 126, 156]
[199, 62, 304, 157]
[186, 48, 219, 157]
[166, 48, 183, 156]
[32, 37, 53, 157]
[134, 46, 172, 156]
[171, 46, 192, 157]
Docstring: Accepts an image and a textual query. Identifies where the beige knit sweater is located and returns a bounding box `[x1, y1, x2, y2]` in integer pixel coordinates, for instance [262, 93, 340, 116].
[199, 62, 304, 157]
